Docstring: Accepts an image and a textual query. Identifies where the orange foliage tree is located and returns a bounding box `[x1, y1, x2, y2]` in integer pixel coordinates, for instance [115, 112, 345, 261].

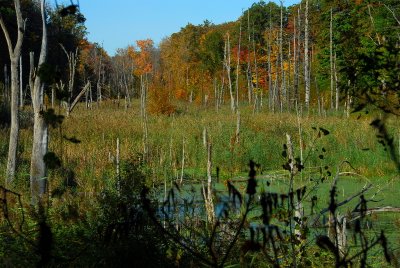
[130, 39, 175, 115]
[129, 39, 154, 76]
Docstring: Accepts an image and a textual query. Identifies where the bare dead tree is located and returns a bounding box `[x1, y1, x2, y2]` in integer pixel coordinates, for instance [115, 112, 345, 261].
[60, 44, 78, 116]
[268, 6, 273, 112]
[0, 0, 25, 185]
[224, 33, 235, 112]
[295, 6, 302, 105]
[330, 8, 334, 110]
[334, 52, 339, 110]
[30, 0, 48, 205]
[246, 10, 253, 106]
[3, 64, 9, 101]
[304, 0, 310, 109]
[140, 74, 149, 161]
[19, 55, 23, 108]
[96, 47, 103, 106]
[293, 14, 297, 108]
[68, 81, 90, 114]
[252, 25, 260, 113]
[202, 130, 215, 224]
[235, 14, 242, 112]
[279, 1, 286, 109]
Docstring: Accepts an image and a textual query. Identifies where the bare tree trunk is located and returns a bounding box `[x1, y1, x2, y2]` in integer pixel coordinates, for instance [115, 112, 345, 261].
[346, 91, 351, 118]
[30, 0, 48, 205]
[295, 7, 301, 104]
[252, 26, 260, 113]
[330, 8, 334, 110]
[116, 138, 120, 192]
[268, 7, 273, 112]
[334, 52, 339, 110]
[122, 62, 131, 109]
[288, 34, 292, 110]
[202, 132, 215, 224]
[179, 137, 185, 184]
[140, 74, 149, 161]
[3, 65, 9, 102]
[69, 82, 90, 114]
[97, 50, 103, 106]
[235, 111, 240, 144]
[85, 81, 89, 108]
[224, 33, 235, 112]
[51, 86, 55, 108]
[293, 14, 297, 109]
[295, 101, 303, 165]
[236, 16, 242, 112]
[279, 1, 286, 109]
[0, 0, 24, 185]
[140, 75, 145, 118]
[89, 81, 93, 109]
[206, 141, 214, 220]
[29, 52, 34, 96]
[304, 0, 310, 109]
[220, 69, 225, 106]
[7, 60, 19, 185]
[276, 36, 281, 111]
[247, 10, 253, 105]
[60, 45, 78, 116]
[214, 78, 217, 111]
[19, 55, 23, 108]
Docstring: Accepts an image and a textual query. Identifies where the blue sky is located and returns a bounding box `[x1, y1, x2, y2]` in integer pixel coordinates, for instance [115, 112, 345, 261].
[70, 0, 299, 55]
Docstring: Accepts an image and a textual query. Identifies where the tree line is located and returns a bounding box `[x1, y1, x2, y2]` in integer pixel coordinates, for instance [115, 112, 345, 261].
[101, 0, 400, 116]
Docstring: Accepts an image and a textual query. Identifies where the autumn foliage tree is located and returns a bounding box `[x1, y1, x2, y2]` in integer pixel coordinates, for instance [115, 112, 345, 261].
[130, 39, 175, 115]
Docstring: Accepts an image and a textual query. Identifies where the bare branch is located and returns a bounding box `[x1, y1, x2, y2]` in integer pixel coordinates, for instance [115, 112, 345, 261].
[0, 15, 14, 57]
[385, 4, 400, 26]
[14, 0, 24, 56]
[69, 81, 90, 114]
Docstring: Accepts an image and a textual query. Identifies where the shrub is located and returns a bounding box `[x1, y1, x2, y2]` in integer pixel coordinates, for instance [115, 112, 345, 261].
[148, 84, 176, 115]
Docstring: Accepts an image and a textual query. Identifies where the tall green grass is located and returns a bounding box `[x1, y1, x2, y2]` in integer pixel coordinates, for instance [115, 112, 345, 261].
[1, 100, 399, 192]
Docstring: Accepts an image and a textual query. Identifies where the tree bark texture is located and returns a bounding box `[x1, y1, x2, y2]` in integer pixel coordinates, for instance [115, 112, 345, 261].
[0, 0, 24, 185]
[30, 0, 48, 205]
